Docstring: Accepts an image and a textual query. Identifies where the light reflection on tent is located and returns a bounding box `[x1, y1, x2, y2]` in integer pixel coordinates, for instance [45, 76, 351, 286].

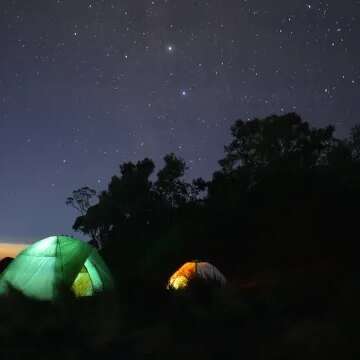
[167, 261, 226, 290]
[0, 235, 114, 300]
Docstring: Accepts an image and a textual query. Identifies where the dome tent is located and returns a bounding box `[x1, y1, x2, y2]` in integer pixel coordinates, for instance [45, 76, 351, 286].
[0, 236, 114, 300]
[167, 261, 226, 290]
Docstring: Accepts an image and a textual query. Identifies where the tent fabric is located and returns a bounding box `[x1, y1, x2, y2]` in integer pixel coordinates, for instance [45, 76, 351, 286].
[167, 261, 226, 290]
[72, 266, 93, 297]
[0, 236, 114, 300]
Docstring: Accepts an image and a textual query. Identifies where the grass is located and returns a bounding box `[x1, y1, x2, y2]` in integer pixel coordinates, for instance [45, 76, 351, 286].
[0, 271, 358, 359]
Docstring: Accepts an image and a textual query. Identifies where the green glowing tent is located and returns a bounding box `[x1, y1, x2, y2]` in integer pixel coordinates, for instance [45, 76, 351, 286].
[0, 235, 114, 300]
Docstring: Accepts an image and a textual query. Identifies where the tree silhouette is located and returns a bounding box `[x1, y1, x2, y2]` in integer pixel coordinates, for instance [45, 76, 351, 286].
[66, 186, 97, 215]
[68, 154, 205, 290]
[66, 186, 100, 247]
[68, 112, 360, 294]
[219, 113, 336, 172]
[155, 153, 190, 208]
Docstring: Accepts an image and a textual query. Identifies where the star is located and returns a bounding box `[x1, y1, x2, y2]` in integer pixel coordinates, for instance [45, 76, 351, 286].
[0, 0, 358, 245]
[166, 45, 175, 53]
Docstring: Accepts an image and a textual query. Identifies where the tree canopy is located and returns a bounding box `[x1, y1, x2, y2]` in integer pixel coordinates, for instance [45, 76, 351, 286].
[68, 113, 360, 291]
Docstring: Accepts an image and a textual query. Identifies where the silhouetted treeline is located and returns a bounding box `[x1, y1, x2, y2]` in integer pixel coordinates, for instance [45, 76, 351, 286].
[68, 113, 360, 299]
[1, 112, 360, 360]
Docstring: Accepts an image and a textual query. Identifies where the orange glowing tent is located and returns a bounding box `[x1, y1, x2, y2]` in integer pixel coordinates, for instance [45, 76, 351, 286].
[167, 261, 226, 290]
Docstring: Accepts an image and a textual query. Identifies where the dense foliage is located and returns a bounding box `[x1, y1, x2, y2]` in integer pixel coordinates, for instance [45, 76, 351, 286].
[70, 113, 360, 286]
[1, 113, 360, 359]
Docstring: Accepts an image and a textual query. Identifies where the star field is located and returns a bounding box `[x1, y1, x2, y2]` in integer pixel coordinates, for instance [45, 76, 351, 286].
[0, 0, 359, 242]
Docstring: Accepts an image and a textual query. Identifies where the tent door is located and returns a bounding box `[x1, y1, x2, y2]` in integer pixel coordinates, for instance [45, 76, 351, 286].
[71, 265, 93, 297]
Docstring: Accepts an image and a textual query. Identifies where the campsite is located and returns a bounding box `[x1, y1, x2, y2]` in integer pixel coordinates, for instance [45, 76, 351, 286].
[0, 113, 359, 359]
[0, 0, 359, 357]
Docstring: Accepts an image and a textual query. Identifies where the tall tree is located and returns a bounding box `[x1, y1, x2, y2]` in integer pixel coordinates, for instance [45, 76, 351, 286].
[66, 186, 96, 216]
[219, 113, 336, 172]
[66, 187, 101, 247]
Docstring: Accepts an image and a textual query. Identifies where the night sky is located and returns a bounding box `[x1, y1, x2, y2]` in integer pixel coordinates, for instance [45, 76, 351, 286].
[0, 0, 359, 244]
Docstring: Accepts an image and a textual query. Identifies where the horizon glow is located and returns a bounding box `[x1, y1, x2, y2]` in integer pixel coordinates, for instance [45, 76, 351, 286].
[0, 243, 28, 259]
